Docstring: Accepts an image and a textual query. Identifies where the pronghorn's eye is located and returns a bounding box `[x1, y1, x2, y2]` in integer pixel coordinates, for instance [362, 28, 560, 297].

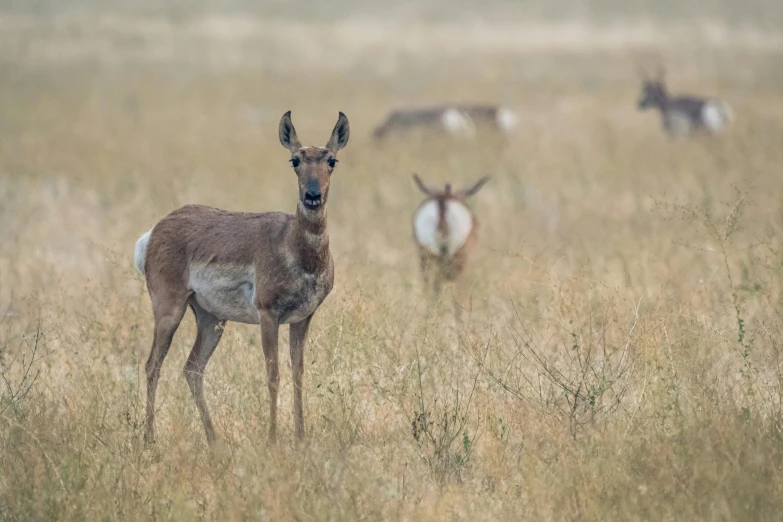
[328, 158, 338, 169]
[290, 157, 300, 168]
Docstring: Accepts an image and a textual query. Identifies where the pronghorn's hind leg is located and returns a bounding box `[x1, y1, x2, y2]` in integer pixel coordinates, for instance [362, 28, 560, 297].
[419, 252, 439, 296]
[663, 111, 691, 140]
[184, 299, 226, 445]
[432, 273, 442, 297]
[451, 280, 473, 327]
[144, 288, 189, 444]
[448, 250, 472, 325]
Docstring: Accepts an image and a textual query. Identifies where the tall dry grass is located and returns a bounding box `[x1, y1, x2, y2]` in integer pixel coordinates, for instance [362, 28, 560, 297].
[2, 10, 783, 521]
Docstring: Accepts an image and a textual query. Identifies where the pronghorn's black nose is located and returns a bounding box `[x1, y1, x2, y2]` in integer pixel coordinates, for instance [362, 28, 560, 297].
[304, 190, 322, 209]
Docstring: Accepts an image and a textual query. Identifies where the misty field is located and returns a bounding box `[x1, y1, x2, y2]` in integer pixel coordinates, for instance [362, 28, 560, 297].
[2, 3, 783, 520]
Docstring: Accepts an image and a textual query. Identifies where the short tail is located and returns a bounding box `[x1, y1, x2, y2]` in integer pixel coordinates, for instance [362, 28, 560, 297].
[134, 229, 152, 276]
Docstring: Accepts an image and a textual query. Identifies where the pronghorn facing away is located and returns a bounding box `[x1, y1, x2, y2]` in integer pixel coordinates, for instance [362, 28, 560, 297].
[412, 174, 489, 293]
[637, 69, 733, 139]
[134, 111, 350, 444]
[373, 105, 518, 139]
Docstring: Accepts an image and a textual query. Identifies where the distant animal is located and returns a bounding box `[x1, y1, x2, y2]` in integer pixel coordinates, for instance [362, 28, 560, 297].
[637, 68, 733, 139]
[412, 174, 489, 294]
[134, 111, 350, 444]
[373, 105, 518, 139]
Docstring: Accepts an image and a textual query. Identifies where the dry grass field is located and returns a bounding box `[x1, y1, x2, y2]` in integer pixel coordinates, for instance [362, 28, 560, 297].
[2, 2, 783, 520]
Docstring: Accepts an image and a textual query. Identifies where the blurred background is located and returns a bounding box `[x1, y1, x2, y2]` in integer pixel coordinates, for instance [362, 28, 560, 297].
[1, 1, 783, 520]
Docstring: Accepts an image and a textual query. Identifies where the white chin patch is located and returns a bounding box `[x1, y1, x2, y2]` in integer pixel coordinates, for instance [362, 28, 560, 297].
[414, 200, 473, 256]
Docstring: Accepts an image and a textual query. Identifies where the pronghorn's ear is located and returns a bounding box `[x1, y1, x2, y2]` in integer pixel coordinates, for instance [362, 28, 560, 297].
[279, 111, 302, 153]
[326, 112, 350, 152]
[459, 176, 490, 198]
[412, 174, 438, 197]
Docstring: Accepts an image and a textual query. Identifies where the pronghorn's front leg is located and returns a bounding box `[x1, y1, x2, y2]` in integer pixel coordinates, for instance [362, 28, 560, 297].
[289, 315, 312, 441]
[184, 300, 226, 445]
[259, 312, 280, 442]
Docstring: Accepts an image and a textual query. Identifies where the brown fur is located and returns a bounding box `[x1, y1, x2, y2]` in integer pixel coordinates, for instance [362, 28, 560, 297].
[637, 67, 731, 139]
[373, 105, 514, 139]
[138, 111, 349, 444]
[412, 174, 489, 294]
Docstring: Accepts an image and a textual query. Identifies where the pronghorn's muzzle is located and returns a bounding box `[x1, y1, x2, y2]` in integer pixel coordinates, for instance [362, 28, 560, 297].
[303, 191, 323, 210]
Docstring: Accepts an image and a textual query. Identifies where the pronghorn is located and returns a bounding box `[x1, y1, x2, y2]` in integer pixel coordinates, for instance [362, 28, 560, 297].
[412, 174, 489, 293]
[373, 104, 518, 139]
[637, 68, 733, 139]
[134, 111, 349, 444]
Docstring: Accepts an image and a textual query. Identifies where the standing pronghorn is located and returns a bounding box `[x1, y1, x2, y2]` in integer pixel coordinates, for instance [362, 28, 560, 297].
[134, 111, 349, 444]
[412, 174, 489, 294]
[637, 68, 733, 139]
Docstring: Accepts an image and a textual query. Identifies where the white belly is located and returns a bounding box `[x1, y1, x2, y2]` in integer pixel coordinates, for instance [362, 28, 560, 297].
[189, 264, 259, 324]
[414, 199, 473, 256]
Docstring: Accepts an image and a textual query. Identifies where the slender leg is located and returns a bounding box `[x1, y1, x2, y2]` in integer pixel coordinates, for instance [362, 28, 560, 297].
[259, 312, 280, 442]
[432, 265, 442, 297]
[290, 315, 313, 440]
[449, 257, 468, 325]
[452, 282, 468, 326]
[145, 295, 188, 444]
[423, 256, 444, 297]
[183, 300, 225, 445]
[419, 254, 432, 293]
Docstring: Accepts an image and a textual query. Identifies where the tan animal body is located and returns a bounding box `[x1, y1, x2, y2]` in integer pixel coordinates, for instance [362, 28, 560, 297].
[412, 174, 489, 293]
[134, 111, 350, 444]
[637, 67, 733, 139]
[373, 105, 518, 139]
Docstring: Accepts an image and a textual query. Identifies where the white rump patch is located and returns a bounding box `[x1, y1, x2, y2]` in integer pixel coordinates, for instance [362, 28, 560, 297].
[444, 201, 473, 254]
[414, 201, 440, 254]
[414, 200, 473, 256]
[496, 107, 519, 132]
[702, 101, 732, 132]
[134, 228, 152, 276]
[441, 108, 476, 136]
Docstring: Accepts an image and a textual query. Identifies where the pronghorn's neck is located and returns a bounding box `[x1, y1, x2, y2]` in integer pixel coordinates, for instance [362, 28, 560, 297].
[293, 202, 330, 272]
[654, 85, 671, 110]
